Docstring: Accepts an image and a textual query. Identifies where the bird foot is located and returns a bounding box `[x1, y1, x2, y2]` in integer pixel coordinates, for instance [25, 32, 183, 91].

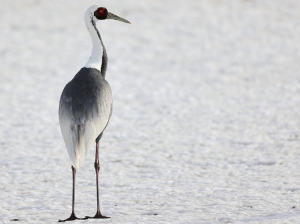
[58, 212, 87, 222]
[85, 212, 110, 219]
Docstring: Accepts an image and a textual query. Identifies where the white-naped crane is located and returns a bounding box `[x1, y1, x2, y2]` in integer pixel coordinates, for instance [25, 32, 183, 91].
[58, 5, 130, 222]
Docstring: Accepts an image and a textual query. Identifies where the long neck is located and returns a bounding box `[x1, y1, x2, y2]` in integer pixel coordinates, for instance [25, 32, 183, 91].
[84, 18, 108, 77]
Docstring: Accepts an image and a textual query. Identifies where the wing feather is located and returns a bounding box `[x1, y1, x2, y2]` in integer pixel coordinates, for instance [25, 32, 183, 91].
[59, 69, 112, 169]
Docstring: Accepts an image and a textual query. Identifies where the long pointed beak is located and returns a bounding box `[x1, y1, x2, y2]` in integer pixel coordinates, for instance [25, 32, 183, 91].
[107, 12, 131, 24]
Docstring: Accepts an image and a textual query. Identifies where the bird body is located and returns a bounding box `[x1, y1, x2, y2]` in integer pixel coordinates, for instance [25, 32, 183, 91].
[59, 67, 112, 169]
[58, 5, 130, 222]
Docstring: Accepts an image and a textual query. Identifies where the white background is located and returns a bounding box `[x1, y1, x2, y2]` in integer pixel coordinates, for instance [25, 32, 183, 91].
[0, 0, 300, 223]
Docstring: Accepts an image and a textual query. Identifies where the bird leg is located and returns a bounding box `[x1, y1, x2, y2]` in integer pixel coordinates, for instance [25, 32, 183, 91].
[86, 137, 110, 219]
[59, 166, 87, 222]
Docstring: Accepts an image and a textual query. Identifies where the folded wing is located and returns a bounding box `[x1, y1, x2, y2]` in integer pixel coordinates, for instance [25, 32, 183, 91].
[59, 77, 112, 169]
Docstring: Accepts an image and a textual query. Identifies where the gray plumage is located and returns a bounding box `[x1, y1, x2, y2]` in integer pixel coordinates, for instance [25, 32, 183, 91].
[59, 67, 112, 169]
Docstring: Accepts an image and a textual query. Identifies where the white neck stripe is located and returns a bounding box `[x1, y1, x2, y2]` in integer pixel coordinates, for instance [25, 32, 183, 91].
[84, 16, 107, 76]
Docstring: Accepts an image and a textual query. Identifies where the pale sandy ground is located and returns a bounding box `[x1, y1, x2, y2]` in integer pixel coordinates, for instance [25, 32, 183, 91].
[1, 0, 300, 223]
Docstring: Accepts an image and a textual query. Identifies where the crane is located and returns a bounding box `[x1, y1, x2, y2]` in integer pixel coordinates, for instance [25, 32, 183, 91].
[58, 5, 130, 222]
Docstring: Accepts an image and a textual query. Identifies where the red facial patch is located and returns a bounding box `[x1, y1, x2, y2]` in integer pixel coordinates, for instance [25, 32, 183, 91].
[94, 7, 108, 20]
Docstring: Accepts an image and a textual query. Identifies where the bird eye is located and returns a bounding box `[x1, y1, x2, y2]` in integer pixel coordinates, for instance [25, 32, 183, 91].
[94, 7, 108, 20]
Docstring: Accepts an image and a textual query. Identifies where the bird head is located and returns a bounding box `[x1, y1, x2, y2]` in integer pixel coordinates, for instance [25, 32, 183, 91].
[85, 5, 130, 24]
